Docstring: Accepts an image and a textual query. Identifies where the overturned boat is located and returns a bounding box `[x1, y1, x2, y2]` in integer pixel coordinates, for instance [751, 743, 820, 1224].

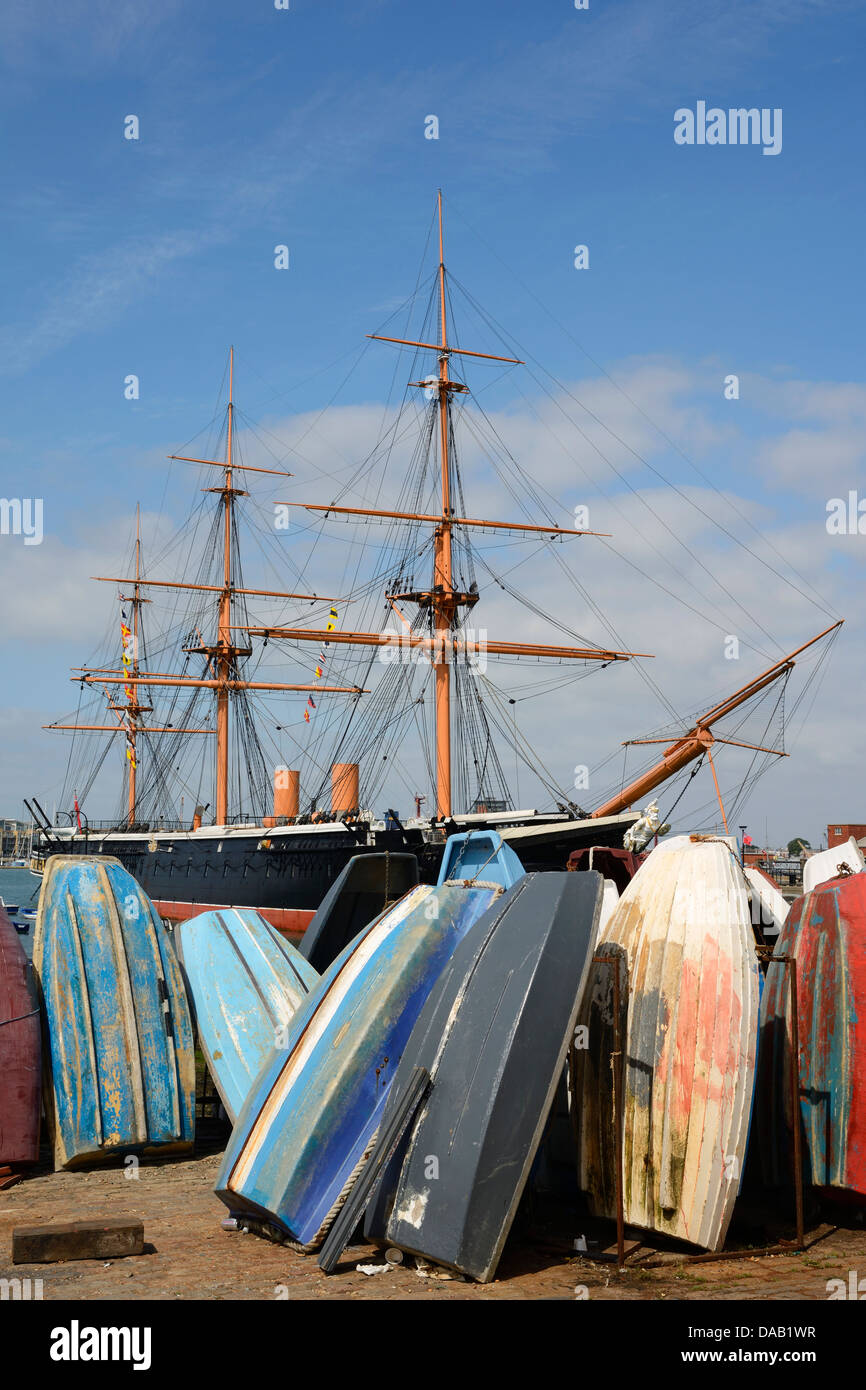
[34, 856, 195, 1169]
[214, 850, 515, 1247]
[298, 852, 419, 973]
[759, 869, 866, 1200]
[573, 835, 761, 1251]
[175, 908, 319, 1123]
[0, 904, 41, 1168]
[365, 871, 601, 1282]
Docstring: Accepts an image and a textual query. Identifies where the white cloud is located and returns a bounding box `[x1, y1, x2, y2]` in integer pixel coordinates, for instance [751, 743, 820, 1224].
[3, 355, 860, 848]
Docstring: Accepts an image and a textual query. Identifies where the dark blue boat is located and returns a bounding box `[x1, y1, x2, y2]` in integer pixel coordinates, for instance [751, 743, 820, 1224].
[365, 871, 601, 1281]
[214, 876, 511, 1247]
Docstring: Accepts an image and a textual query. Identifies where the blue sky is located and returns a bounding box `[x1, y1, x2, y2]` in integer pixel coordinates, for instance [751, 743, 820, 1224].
[1, 0, 864, 844]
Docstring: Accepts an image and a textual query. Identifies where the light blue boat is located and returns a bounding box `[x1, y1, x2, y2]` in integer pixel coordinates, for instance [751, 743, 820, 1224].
[175, 909, 319, 1123]
[436, 830, 525, 890]
[215, 876, 513, 1246]
[34, 856, 195, 1169]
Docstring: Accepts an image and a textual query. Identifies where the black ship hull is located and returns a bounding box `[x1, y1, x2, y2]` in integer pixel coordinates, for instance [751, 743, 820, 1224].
[36, 813, 639, 931]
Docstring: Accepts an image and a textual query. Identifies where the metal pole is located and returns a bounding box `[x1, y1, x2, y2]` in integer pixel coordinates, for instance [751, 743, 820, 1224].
[594, 952, 626, 1267]
[783, 955, 805, 1248]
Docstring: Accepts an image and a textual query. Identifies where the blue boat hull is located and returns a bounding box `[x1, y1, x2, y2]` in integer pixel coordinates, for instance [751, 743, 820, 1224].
[365, 872, 601, 1280]
[34, 856, 195, 1169]
[175, 908, 319, 1123]
[215, 881, 501, 1246]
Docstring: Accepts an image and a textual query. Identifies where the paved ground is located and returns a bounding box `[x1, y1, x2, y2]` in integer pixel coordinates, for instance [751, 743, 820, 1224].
[1, 1139, 863, 1301]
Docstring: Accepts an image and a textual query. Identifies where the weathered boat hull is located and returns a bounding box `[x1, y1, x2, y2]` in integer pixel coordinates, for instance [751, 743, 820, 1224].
[0, 906, 41, 1166]
[175, 909, 318, 1123]
[759, 873, 866, 1198]
[573, 837, 760, 1251]
[299, 852, 419, 973]
[215, 881, 502, 1247]
[802, 839, 865, 896]
[366, 872, 601, 1282]
[34, 856, 195, 1169]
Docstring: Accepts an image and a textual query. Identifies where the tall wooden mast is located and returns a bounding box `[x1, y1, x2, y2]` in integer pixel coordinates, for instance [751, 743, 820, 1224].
[215, 347, 236, 826]
[53, 351, 366, 829]
[128, 503, 143, 822]
[259, 192, 649, 818]
[433, 191, 455, 815]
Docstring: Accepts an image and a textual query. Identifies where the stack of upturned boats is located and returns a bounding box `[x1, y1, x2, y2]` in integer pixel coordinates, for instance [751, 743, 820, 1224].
[6, 828, 866, 1279]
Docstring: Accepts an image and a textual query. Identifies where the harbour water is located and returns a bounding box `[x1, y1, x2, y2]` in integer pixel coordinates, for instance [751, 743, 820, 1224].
[0, 865, 40, 956]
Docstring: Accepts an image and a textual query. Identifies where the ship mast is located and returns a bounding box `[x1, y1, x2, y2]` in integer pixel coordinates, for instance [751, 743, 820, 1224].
[58, 352, 366, 829]
[590, 620, 843, 819]
[214, 347, 236, 826]
[433, 192, 454, 816]
[255, 192, 649, 818]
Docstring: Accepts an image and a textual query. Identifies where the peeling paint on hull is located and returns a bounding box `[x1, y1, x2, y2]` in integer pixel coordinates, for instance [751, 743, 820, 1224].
[759, 873, 866, 1199]
[34, 856, 195, 1169]
[215, 882, 501, 1248]
[0, 905, 41, 1166]
[175, 908, 318, 1123]
[573, 838, 760, 1251]
[366, 871, 601, 1282]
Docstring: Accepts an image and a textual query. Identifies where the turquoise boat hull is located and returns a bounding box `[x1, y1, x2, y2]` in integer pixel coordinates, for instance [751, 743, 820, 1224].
[436, 830, 524, 890]
[175, 908, 318, 1123]
[34, 856, 195, 1169]
[215, 881, 501, 1247]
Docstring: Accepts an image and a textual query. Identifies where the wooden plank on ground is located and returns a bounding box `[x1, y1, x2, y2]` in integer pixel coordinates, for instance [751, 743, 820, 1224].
[12, 1218, 144, 1264]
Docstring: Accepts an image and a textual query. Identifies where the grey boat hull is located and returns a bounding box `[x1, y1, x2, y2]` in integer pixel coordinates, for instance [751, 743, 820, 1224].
[298, 852, 419, 973]
[365, 870, 601, 1282]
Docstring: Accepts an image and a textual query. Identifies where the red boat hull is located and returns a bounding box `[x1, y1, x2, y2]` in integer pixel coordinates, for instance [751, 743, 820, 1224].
[0, 906, 41, 1166]
[759, 873, 866, 1198]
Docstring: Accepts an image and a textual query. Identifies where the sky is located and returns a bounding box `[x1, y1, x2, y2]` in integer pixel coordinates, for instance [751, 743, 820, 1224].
[0, 0, 863, 848]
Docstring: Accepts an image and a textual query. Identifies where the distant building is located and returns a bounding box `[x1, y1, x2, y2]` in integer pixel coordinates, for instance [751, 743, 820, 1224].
[827, 823, 866, 848]
[0, 819, 32, 860]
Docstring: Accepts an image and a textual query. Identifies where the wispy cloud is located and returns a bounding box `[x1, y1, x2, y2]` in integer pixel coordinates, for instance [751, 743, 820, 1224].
[0, 228, 229, 376]
[0, 0, 185, 72]
[3, 0, 854, 375]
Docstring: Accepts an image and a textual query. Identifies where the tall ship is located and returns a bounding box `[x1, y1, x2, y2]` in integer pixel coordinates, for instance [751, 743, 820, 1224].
[33, 195, 840, 931]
